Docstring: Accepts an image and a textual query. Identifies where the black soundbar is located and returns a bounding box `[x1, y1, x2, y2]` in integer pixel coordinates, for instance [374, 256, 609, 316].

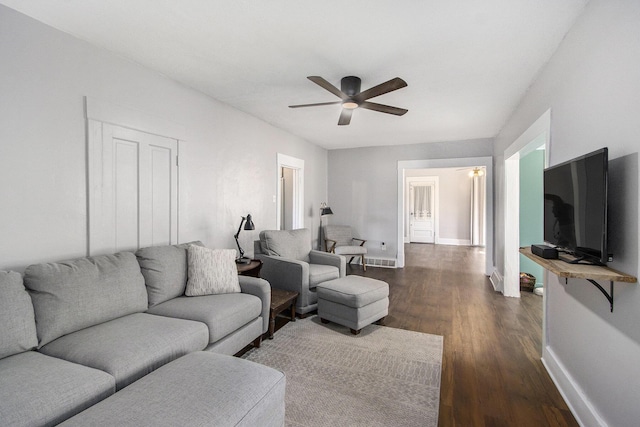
[531, 244, 558, 259]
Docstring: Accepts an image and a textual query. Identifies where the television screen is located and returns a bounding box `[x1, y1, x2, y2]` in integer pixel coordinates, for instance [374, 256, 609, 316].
[543, 148, 608, 265]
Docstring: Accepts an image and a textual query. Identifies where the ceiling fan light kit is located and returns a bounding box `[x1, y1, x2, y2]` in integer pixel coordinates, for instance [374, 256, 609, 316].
[289, 75, 408, 126]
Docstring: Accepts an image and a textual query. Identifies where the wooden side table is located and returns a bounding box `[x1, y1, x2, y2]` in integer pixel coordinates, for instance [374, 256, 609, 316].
[269, 288, 298, 339]
[236, 259, 262, 277]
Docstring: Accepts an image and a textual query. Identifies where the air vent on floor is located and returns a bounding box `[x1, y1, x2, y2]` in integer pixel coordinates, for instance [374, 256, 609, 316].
[363, 257, 397, 268]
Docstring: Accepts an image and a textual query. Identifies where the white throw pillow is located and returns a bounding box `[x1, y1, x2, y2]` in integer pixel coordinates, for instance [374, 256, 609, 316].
[185, 246, 241, 296]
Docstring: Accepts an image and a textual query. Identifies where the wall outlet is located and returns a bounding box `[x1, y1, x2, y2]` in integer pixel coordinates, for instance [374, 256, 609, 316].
[381, 242, 386, 251]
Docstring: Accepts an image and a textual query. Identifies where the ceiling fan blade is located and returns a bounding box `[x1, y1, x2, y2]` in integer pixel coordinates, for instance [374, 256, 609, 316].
[289, 101, 342, 108]
[307, 76, 348, 100]
[359, 101, 408, 116]
[338, 108, 353, 126]
[354, 77, 407, 102]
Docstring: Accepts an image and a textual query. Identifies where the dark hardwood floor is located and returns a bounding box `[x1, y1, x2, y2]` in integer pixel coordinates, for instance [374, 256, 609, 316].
[344, 243, 578, 427]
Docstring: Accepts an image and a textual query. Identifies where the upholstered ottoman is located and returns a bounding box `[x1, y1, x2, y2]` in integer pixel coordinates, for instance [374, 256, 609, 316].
[316, 275, 389, 335]
[60, 351, 286, 427]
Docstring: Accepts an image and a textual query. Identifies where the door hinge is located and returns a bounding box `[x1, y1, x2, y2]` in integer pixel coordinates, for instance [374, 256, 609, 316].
[176, 156, 179, 167]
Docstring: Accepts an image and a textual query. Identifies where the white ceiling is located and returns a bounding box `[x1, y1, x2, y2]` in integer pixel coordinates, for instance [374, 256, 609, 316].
[1, 1, 588, 150]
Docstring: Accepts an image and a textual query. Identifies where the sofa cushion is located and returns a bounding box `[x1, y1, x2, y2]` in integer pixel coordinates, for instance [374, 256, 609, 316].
[24, 252, 148, 347]
[136, 241, 203, 307]
[0, 351, 115, 427]
[185, 246, 241, 296]
[39, 313, 209, 390]
[147, 293, 262, 344]
[309, 264, 340, 288]
[260, 228, 311, 262]
[59, 352, 285, 427]
[0, 271, 38, 359]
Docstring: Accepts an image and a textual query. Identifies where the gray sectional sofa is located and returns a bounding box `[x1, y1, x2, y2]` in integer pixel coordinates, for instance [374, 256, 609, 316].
[0, 242, 285, 426]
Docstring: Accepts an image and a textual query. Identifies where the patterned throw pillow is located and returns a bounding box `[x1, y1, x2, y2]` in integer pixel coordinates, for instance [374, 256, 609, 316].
[185, 246, 241, 296]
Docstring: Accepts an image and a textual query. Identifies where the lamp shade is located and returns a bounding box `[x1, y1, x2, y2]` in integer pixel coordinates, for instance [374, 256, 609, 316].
[244, 214, 255, 230]
[321, 206, 333, 216]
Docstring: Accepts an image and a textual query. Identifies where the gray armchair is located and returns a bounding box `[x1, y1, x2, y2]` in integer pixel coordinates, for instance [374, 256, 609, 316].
[324, 225, 367, 271]
[254, 228, 345, 316]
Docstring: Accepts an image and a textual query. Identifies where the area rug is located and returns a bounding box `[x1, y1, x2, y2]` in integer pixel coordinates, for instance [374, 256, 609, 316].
[241, 316, 443, 427]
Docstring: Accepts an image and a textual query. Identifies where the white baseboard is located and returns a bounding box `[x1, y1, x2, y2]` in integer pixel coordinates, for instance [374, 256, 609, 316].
[542, 346, 607, 427]
[437, 238, 472, 246]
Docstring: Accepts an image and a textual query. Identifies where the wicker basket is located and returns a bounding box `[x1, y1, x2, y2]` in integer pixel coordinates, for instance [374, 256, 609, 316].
[520, 272, 536, 292]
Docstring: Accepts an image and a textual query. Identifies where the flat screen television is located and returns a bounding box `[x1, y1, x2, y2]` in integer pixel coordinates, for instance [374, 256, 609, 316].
[543, 147, 609, 265]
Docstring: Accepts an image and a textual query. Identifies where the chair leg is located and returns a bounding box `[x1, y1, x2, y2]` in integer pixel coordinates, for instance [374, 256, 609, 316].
[362, 255, 366, 271]
[348, 256, 354, 265]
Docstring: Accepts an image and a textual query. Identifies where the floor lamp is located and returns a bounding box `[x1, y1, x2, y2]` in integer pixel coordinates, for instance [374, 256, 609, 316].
[319, 203, 333, 251]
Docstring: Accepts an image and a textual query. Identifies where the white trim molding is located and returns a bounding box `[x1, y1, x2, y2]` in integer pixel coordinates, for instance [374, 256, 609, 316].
[85, 96, 187, 141]
[542, 346, 607, 427]
[503, 109, 551, 298]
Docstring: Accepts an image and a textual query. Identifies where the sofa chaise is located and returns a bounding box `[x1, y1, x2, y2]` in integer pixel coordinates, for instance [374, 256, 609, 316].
[0, 241, 285, 426]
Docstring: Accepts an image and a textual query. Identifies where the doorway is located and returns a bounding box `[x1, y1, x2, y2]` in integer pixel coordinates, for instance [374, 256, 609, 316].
[276, 153, 304, 230]
[397, 157, 494, 273]
[280, 167, 295, 230]
[503, 110, 550, 297]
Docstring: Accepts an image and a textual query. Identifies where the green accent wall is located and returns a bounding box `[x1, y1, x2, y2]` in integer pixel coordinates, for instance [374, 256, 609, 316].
[519, 149, 545, 285]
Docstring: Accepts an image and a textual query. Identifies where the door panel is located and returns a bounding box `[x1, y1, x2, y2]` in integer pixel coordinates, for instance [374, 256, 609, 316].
[410, 183, 435, 243]
[88, 122, 178, 255]
[114, 139, 140, 251]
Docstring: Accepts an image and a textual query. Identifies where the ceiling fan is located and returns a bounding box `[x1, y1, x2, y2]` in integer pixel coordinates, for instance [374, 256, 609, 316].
[289, 76, 408, 126]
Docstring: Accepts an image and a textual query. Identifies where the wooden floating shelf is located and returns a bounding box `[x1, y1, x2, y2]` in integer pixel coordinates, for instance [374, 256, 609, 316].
[519, 246, 637, 312]
[520, 247, 637, 283]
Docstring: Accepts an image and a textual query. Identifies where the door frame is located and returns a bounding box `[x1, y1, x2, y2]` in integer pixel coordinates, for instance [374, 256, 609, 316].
[397, 156, 493, 274]
[85, 96, 186, 255]
[503, 110, 551, 298]
[406, 176, 439, 244]
[276, 153, 304, 230]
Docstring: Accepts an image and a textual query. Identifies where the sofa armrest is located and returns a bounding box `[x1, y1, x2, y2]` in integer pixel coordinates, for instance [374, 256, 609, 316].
[352, 238, 366, 246]
[256, 255, 323, 310]
[309, 250, 346, 277]
[238, 276, 271, 334]
[257, 256, 309, 293]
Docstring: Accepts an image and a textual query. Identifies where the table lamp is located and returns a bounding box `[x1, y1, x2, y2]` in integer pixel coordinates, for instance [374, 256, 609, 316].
[234, 214, 255, 264]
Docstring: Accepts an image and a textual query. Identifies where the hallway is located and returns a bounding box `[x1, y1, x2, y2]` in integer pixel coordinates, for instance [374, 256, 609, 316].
[349, 243, 577, 427]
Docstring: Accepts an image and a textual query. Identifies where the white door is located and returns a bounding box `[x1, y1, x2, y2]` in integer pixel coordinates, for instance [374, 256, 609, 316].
[410, 183, 435, 243]
[88, 122, 178, 255]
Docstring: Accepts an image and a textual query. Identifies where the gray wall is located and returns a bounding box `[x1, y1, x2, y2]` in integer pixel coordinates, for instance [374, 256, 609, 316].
[0, 6, 328, 271]
[494, 0, 640, 425]
[328, 139, 493, 258]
